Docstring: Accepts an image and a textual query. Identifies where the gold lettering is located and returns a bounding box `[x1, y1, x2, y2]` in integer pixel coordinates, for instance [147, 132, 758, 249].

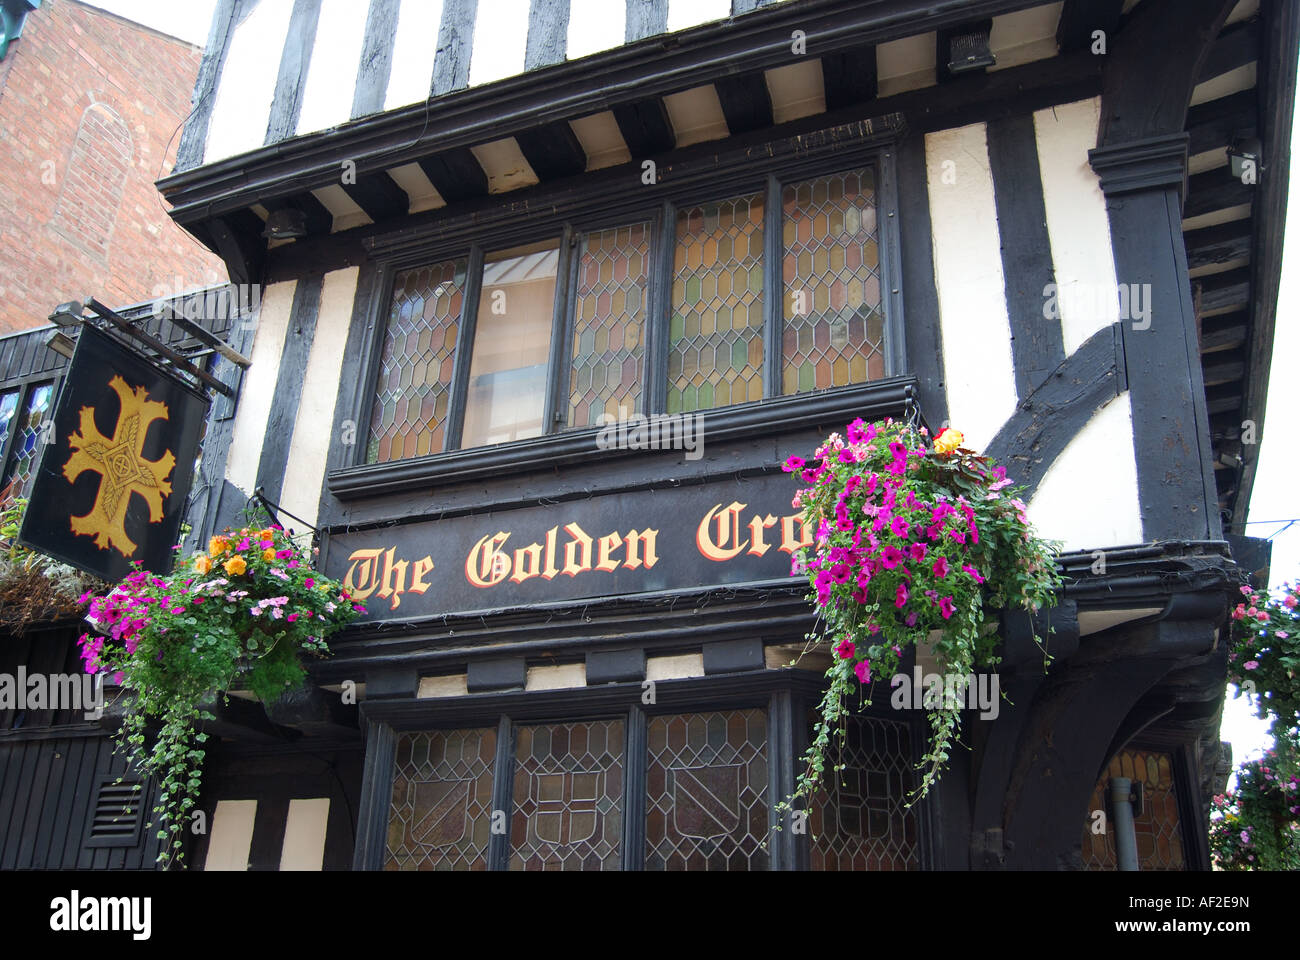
[374, 548, 409, 609]
[779, 514, 813, 554]
[696, 502, 749, 561]
[543, 526, 560, 580]
[747, 514, 778, 557]
[562, 522, 593, 577]
[466, 532, 512, 587]
[624, 529, 659, 570]
[344, 548, 385, 601]
[596, 532, 623, 572]
[511, 543, 543, 583]
[409, 556, 435, 594]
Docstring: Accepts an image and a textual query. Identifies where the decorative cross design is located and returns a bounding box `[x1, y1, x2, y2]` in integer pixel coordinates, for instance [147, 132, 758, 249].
[62, 375, 175, 557]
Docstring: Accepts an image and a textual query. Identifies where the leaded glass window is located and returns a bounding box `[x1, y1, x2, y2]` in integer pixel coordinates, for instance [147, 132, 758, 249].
[509, 719, 625, 870]
[644, 708, 769, 870]
[0, 390, 18, 467]
[461, 240, 560, 447]
[1, 382, 53, 502]
[1081, 748, 1186, 871]
[668, 194, 765, 414]
[782, 168, 885, 394]
[368, 259, 467, 463]
[567, 223, 650, 428]
[385, 727, 498, 871]
[807, 715, 920, 870]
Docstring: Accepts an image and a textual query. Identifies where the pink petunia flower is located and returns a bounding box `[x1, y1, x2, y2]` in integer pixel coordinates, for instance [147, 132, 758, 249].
[854, 659, 871, 683]
[895, 584, 909, 608]
[938, 596, 955, 620]
[932, 556, 950, 578]
[835, 638, 855, 660]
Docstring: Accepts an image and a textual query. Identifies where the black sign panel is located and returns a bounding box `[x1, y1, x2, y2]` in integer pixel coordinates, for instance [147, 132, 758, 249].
[18, 325, 209, 580]
[322, 471, 813, 623]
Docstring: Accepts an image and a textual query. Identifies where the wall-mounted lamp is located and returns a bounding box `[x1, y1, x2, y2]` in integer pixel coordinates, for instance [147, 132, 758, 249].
[44, 329, 75, 359]
[262, 208, 307, 240]
[48, 300, 84, 326]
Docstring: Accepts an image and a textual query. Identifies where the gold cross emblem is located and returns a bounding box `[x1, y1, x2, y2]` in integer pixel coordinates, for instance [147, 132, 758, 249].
[62, 375, 176, 557]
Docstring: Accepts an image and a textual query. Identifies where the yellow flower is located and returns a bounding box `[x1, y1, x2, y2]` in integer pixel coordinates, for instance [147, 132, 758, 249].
[209, 536, 229, 557]
[934, 428, 964, 455]
[224, 556, 247, 576]
[193, 555, 213, 575]
[263, 548, 276, 561]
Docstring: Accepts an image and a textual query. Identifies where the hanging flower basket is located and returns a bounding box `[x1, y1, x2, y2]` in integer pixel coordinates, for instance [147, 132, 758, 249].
[780, 417, 1062, 810]
[78, 519, 365, 867]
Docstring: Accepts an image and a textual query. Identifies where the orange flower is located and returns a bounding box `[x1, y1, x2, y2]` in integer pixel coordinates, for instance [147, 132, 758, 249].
[258, 528, 276, 543]
[209, 536, 229, 557]
[263, 548, 276, 561]
[934, 428, 964, 455]
[193, 555, 213, 575]
[224, 556, 247, 576]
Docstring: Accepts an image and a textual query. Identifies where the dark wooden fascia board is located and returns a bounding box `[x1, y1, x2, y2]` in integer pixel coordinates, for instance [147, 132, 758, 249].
[156, 0, 1060, 216]
[1232, 0, 1299, 530]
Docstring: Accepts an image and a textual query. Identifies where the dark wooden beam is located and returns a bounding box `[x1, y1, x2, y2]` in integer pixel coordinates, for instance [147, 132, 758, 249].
[352, 0, 402, 120]
[1205, 383, 1242, 415]
[936, 19, 994, 84]
[1199, 310, 1248, 352]
[1056, 0, 1125, 54]
[341, 170, 409, 222]
[1186, 89, 1258, 155]
[1202, 351, 1245, 387]
[515, 123, 588, 180]
[1197, 17, 1260, 82]
[713, 72, 774, 134]
[1098, 0, 1236, 146]
[1196, 266, 1251, 314]
[1184, 218, 1252, 270]
[264, 192, 333, 236]
[611, 98, 676, 157]
[821, 45, 878, 110]
[1184, 168, 1254, 218]
[207, 209, 266, 289]
[264, 0, 322, 144]
[417, 148, 490, 203]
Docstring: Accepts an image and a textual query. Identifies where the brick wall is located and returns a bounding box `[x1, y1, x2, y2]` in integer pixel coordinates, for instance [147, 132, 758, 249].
[0, 0, 226, 335]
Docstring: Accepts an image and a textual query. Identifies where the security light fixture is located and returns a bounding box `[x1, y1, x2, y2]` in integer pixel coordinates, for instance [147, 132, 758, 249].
[263, 208, 308, 240]
[48, 300, 84, 327]
[1227, 137, 1262, 182]
[44, 329, 75, 359]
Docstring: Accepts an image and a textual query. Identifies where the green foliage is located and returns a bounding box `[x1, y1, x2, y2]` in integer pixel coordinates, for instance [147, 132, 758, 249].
[779, 419, 1062, 811]
[0, 497, 102, 628]
[79, 514, 364, 867]
[1213, 582, 1300, 869]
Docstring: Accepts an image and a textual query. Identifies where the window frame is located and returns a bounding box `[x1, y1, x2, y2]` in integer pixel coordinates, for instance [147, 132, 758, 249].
[365, 670, 930, 872]
[337, 129, 906, 491]
[0, 375, 60, 502]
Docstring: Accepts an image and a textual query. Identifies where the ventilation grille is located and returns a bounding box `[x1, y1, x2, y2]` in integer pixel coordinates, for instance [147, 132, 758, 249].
[86, 780, 145, 848]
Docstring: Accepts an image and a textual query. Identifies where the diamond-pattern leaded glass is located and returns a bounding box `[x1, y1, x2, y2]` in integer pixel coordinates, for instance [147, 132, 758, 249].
[568, 224, 650, 428]
[1, 383, 53, 502]
[509, 719, 625, 870]
[645, 709, 769, 870]
[1080, 748, 1186, 870]
[808, 714, 919, 870]
[385, 727, 497, 871]
[0, 390, 18, 470]
[782, 168, 885, 394]
[368, 259, 467, 463]
[668, 194, 765, 413]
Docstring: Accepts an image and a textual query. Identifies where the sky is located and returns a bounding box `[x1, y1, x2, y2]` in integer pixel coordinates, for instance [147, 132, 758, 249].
[82, 0, 1296, 771]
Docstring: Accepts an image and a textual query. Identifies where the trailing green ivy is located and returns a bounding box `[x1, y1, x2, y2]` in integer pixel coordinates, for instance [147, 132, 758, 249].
[78, 517, 364, 866]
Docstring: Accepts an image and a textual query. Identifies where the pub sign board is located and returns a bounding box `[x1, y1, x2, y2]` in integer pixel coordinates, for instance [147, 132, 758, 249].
[18, 324, 209, 581]
[323, 471, 814, 623]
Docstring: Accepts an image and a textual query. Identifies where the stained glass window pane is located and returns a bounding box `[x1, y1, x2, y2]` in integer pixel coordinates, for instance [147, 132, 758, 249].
[781, 168, 885, 394]
[807, 714, 920, 870]
[645, 708, 769, 870]
[567, 223, 650, 428]
[461, 240, 559, 447]
[1, 383, 54, 502]
[368, 259, 467, 463]
[385, 728, 498, 871]
[509, 719, 625, 870]
[0, 390, 19, 469]
[668, 193, 765, 414]
[1081, 748, 1185, 870]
